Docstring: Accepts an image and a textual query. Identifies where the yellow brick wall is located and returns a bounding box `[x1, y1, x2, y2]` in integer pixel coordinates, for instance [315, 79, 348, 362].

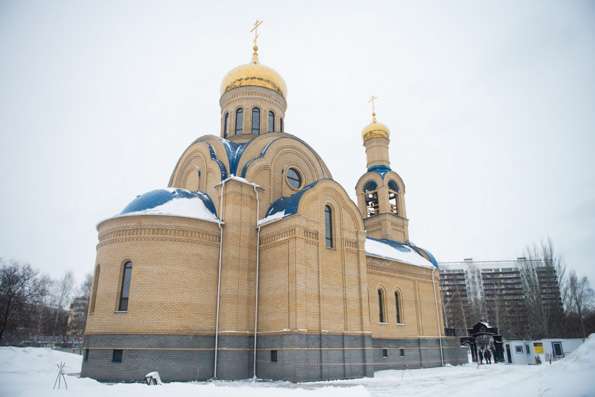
[85, 215, 220, 335]
[366, 257, 444, 339]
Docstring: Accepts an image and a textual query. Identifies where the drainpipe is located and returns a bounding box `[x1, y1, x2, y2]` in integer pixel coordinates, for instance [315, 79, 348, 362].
[252, 184, 261, 380]
[432, 268, 445, 366]
[213, 179, 227, 379]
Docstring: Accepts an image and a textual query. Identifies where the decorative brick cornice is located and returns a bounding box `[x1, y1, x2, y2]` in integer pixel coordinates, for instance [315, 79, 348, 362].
[220, 86, 287, 111]
[259, 227, 320, 248]
[97, 224, 220, 249]
[342, 238, 359, 251]
[304, 229, 319, 245]
[260, 227, 297, 246]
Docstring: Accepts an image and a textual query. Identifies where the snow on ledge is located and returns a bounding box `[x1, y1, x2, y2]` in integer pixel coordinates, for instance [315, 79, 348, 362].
[257, 210, 287, 226]
[365, 238, 434, 269]
[221, 175, 261, 188]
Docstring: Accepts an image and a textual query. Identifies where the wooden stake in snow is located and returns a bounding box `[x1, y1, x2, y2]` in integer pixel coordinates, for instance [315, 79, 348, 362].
[53, 361, 68, 390]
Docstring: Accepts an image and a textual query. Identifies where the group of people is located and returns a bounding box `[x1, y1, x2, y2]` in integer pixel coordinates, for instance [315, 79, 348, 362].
[478, 348, 494, 364]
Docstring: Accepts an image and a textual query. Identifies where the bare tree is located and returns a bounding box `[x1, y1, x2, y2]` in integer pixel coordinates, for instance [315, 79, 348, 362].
[66, 273, 92, 337]
[0, 259, 43, 342]
[521, 239, 565, 338]
[567, 270, 595, 339]
[32, 274, 53, 336]
[79, 273, 93, 299]
[51, 272, 74, 337]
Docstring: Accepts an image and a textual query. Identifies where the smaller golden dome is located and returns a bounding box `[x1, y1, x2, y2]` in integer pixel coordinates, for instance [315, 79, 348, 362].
[362, 114, 390, 141]
[220, 46, 287, 98]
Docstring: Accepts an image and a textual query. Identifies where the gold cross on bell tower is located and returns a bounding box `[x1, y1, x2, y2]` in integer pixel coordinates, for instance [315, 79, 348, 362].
[369, 96, 378, 122]
[250, 20, 263, 63]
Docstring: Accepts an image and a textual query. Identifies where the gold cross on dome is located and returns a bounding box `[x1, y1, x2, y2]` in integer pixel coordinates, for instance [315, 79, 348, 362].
[250, 20, 263, 47]
[369, 96, 378, 121]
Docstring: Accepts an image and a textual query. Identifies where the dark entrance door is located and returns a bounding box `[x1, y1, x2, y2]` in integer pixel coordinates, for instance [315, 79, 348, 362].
[505, 344, 512, 363]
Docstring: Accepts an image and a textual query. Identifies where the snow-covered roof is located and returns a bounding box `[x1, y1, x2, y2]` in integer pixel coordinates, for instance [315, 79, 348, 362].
[113, 188, 219, 223]
[365, 237, 438, 269]
[223, 175, 260, 187]
[259, 180, 322, 225]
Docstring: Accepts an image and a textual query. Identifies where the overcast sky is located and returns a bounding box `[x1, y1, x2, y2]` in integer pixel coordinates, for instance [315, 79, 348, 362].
[1, 0, 594, 287]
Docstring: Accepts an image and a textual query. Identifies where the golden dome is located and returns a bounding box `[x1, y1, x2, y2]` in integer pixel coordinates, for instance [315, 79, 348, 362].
[362, 114, 390, 141]
[220, 46, 287, 98]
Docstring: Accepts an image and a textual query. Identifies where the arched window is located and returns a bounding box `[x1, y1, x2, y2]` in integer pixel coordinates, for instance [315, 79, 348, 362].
[251, 107, 261, 135]
[388, 180, 399, 215]
[280, 117, 284, 132]
[364, 180, 379, 217]
[196, 169, 201, 192]
[117, 262, 133, 311]
[89, 265, 100, 313]
[395, 291, 402, 324]
[378, 288, 386, 323]
[268, 111, 275, 132]
[324, 205, 333, 248]
[235, 108, 243, 134]
[223, 112, 229, 138]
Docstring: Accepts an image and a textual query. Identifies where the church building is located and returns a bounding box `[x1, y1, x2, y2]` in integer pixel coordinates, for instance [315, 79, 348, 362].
[81, 31, 467, 382]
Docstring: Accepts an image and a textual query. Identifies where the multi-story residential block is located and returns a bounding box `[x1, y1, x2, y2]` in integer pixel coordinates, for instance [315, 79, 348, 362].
[439, 258, 562, 339]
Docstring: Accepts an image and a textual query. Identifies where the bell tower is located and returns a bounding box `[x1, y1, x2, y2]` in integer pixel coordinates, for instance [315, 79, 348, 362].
[355, 99, 409, 242]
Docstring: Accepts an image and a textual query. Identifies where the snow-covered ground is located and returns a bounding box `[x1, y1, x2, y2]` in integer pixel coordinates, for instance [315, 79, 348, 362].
[1, 335, 594, 397]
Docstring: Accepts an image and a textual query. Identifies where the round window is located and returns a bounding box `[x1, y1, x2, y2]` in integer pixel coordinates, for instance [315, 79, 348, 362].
[286, 168, 302, 189]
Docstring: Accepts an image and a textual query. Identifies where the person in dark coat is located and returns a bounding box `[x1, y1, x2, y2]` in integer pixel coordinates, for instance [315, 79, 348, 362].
[478, 349, 484, 364]
[484, 349, 492, 364]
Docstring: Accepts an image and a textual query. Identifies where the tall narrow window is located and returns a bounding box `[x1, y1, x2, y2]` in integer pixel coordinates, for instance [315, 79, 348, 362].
[364, 181, 379, 217]
[223, 112, 229, 138]
[235, 108, 243, 134]
[388, 180, 400, 215]
[280, 117, 284, 132]
[118, 262, 133, 311]
[268, 111, 275, 132]
[90, 265, 100, 313]
[324, 205, 333, 248]
[395, 291, 402, 324]
[378, 288, 386, 323]
[251, 107, 261, 135]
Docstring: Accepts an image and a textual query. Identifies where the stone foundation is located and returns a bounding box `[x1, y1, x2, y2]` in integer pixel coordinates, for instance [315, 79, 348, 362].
[81, 334, 467, 382]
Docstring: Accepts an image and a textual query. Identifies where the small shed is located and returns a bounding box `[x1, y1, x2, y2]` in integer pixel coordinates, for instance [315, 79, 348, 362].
[503, 338, 585, 364]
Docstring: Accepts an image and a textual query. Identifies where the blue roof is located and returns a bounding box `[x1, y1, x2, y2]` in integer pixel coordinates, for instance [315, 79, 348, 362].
[221, 139, 249, 176]
[264, 180, 322, 218]
[363, 180, 378, 192]
[409, 243, 439, 268]
[240, 136, 284, 178]
[388, 180, 400, 192]
[121, 188, 218, 217]
[207, 144, 228, 180]
[368, 164, 392, 178]
[367, 237, 439, 268]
